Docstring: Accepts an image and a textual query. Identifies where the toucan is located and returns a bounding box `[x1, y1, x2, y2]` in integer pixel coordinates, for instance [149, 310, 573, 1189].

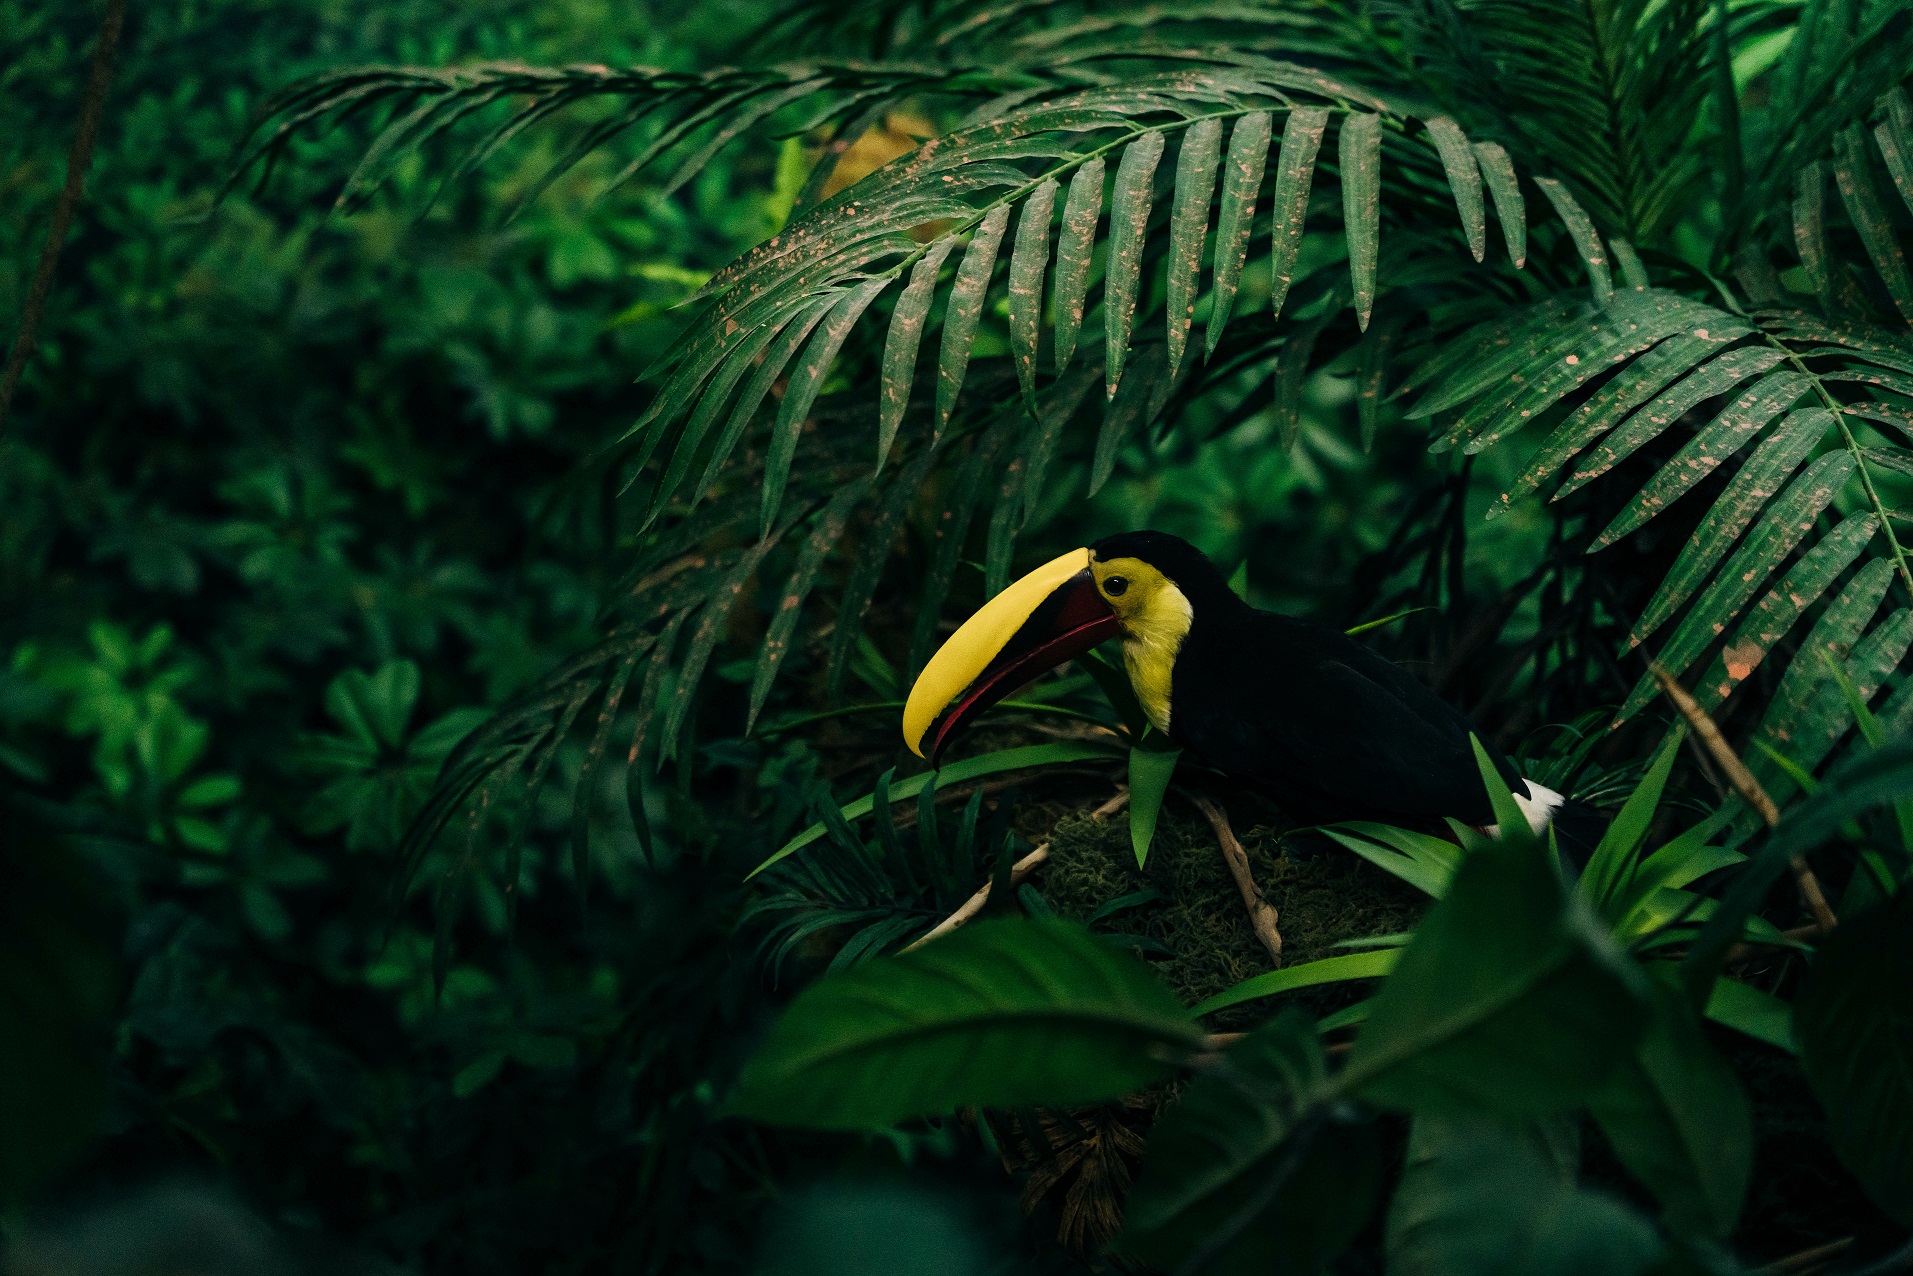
[902, 530, 1584, 843]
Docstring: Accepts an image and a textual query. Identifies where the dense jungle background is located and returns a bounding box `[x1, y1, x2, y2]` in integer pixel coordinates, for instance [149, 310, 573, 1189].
[4, 0, 1912, 1273]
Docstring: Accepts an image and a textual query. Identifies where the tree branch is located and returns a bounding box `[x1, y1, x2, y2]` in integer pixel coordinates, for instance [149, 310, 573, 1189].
[0, 0, 127, 438]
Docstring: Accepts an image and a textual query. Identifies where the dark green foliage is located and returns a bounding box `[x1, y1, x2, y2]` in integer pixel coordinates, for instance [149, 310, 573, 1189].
[11, 0, 1913, 1270]
[1795, 888, 1913, 1225]
[729, 917, 1205, 1129]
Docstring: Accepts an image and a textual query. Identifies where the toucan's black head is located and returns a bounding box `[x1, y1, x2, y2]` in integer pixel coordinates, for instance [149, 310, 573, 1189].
[1088, 530, 1239, 612]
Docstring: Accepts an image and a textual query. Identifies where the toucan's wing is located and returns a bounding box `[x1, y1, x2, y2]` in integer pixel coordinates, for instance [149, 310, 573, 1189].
[1173, 624, 1503, 825]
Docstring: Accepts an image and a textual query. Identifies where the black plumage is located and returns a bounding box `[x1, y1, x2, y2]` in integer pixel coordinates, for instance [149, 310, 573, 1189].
[1089, 531, 1535, 831]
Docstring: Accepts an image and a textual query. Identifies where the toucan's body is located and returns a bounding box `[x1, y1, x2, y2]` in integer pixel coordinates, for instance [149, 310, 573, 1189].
[904, 530, 1573, 839]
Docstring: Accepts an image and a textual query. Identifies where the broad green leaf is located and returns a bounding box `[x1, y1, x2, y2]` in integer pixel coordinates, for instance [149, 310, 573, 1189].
[729, 918, 1203, 1129]
[764, 280, 888, 534]
[751, 741, 1122, 877]
[1705, 977, 1796, 1053]
[1628, 415, 1843, 649]
[1105, 130, 1166, 399]
[1192, 949, 1401, 1017]
[1836, 125, 1913, 323]
[877, 238, 959, 467]
[1534, 177, 1613, 306]
[1690, 513, 1880, 711]
[1794, 161, 1831, 298]
[1387, 1116, 1663, 1276]
[1343, 831, 1647, 1115]
[1591, 975, 1752, 1238]
[1473, 140, 1526, 266]
[1338, 112, 1382, 331]
[1615, 462, 1851, 723]
[748, 482, 868, 731]
[1491, 328, 1745, 517]
[1424, 117, 1484, 262]
[1164, 118, 1221, 381]
[1123, 1012, 1383, 1276]
[1126, 736, 1180, 868]
[1206, 111, 1272, 359]
[1268, 107, 1329, 320]
[1005, 179, 1058, 410]
[935, 204, 1012, 434]
[1565, 358, 1797, 507]
[1795, 889, 1913, 1224]
[1052, 157, 1105, 373]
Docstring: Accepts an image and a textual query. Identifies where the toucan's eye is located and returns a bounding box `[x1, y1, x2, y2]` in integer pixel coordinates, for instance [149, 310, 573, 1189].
[1103, 575, 1129, 597]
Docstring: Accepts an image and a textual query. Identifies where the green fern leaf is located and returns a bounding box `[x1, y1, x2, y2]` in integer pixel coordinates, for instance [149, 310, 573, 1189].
[1105, 132, 1167, 400]
[1438, 292, 1724, 455]
[1053, 157, 1106, 374]
[828, 442, 942, 699]
[1205, 111, 1272, 360]
[1091, 343, 1170, 496]
[1424, 117, 1485, 263]
[878, 238, 960, 468]
[1165, 119, 1222, 382]
[765, 281, 889, 535]
[664, 524, 796, 758]
[1567, 357, 1798, 513]
[649, 319, 785, 522]
[1617, 472, 1862, 723]
[1270, 107, 1331, 321]
[1007, 179, 1059, 411]
[1609, 238, 1648, 291]
[1358, 309, 1409, 451]
[1339, 112, 1383, 331]
[1630, 438, 1851, 650]
[1834, 125, 1913, 323]
[908, 437, 995, 677]
[1405, 295, 1585, 411]
[1691, 512, 1880, 711]
[1274, 310, 1332, 451]
[1533, 177, 1613, 306]
[694, 301, 836, 505]
[1021, 366, 1099, 525]
[1794, 162, 1832, 299]
[1877, 89, 1913, 217]
[748, 483, 868, 731]
[1760, 605, 1912, 801]
[1589, 368, 1811, 545]
[1490, 327, 1746, 518]
[936, 204, 1014, 434]
[1473, 141, 1526, 267]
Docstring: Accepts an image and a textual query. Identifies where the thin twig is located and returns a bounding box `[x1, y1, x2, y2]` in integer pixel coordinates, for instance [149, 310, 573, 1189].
[1191, 793, 1282, 966]
[1758, 1236, 1855, 1274]
[900, 789, 1130, 952]
[0, 0, 127, 437]
[1652, 664, 1838, 933]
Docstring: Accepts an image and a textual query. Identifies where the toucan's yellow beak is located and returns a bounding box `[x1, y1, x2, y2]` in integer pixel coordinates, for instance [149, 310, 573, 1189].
[902, 547, 1121, 761]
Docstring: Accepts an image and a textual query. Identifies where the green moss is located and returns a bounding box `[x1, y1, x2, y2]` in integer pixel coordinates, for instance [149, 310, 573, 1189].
[1032, 802, 1429, 1032]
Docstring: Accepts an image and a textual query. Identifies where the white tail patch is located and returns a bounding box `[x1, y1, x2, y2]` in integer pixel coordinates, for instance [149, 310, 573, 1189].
[1484, 779, 1567, 839]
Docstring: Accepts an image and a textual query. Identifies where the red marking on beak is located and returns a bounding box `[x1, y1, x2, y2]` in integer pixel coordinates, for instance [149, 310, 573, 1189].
[925, 569, 1120, 762]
